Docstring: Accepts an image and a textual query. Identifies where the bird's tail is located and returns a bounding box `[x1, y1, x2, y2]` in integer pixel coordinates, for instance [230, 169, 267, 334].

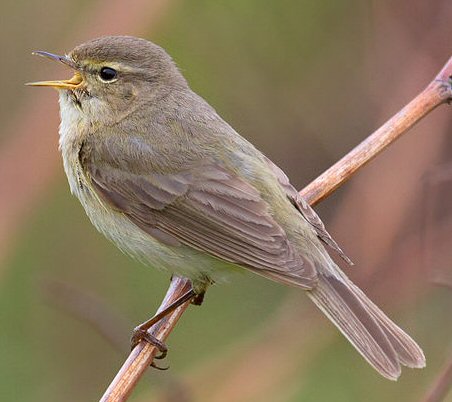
[307, 261, 425, 380]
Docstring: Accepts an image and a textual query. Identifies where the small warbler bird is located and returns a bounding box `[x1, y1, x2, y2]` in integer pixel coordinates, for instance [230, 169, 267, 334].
[28, 36, 425, 379]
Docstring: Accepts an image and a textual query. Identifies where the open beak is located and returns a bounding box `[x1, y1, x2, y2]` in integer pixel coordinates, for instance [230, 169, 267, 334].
[26, 51, 83, 90]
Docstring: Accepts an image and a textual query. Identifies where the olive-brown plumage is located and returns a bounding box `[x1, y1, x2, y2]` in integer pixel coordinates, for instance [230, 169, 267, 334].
[30, 36, 425, 379]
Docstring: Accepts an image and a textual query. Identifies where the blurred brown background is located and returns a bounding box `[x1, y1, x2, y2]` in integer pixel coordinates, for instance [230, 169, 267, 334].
[1, 1, 451, 401]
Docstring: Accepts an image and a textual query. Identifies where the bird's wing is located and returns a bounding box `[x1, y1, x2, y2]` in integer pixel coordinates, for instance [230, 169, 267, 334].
[264, 156, 353, 265]
[80, 138, 317, 289]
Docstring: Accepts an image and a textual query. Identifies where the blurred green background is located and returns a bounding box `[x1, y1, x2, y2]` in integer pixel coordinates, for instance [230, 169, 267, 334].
[1, 1, 451, 401]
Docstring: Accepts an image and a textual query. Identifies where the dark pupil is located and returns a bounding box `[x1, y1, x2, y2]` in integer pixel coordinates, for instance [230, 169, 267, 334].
[100, 67, 117, 81]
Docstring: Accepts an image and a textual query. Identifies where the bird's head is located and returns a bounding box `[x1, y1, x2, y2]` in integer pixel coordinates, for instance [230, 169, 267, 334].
[27, 36, 186, 124]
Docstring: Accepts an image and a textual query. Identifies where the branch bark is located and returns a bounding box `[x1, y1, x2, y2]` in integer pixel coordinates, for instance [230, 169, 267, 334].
[301, 57, 452, 206]
[99, 56, 452, 402]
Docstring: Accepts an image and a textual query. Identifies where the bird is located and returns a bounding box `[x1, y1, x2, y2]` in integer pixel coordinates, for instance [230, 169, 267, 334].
[28, 35, 425, 380]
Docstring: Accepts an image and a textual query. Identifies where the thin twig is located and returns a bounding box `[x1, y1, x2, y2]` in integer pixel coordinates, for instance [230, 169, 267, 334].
[100, 277, 193, 402]
[421, 350, 452, 402]
[99, 57, 452, 402]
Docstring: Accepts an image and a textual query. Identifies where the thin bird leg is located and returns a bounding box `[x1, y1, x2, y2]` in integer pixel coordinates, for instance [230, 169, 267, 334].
[130, 288, 196, 356]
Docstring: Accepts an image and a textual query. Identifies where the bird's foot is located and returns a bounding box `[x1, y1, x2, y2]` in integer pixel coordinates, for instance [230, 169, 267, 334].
[129, 286, 197, 369]
[131, 327, 169, 370]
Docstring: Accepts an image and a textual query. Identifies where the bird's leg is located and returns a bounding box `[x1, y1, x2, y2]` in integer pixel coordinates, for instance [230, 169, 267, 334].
[130, 288, 196, 362]
[131, 277, 210, 368]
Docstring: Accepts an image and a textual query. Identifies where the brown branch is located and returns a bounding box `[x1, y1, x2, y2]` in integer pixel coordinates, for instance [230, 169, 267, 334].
[300, 56, 452, 206]
[100, 277, 193, 402]
[99, 57, 452, 402]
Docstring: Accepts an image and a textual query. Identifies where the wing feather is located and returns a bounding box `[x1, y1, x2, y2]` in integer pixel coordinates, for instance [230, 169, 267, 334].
[82, 139, 317, 288]
[264, 156, 353, 265]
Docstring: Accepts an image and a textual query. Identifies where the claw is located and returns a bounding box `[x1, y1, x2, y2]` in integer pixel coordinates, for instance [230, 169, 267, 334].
[154, 348, 168, 360]
[131, 328, 168, 354]
[130, 328, 169, 369]
[150, 362, 169, 371]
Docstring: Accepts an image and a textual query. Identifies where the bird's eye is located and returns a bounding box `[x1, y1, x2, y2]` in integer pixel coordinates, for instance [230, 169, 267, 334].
[99, 67, 118, 82]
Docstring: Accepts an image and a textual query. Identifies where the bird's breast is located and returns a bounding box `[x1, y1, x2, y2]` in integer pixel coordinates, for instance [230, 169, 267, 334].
[58, 92, 90, 195]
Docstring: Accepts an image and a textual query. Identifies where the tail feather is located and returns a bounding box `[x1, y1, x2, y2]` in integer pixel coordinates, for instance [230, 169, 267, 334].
[307, 271, 425, 380]
[352, 284, 426, 368]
